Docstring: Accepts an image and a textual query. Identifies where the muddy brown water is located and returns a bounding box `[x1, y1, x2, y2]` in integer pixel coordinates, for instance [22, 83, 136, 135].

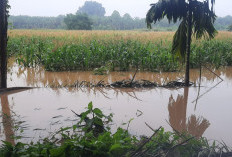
[1, 61, 232, 145]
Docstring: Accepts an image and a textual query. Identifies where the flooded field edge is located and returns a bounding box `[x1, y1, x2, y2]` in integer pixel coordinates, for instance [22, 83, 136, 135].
[1, 62, 232, 145]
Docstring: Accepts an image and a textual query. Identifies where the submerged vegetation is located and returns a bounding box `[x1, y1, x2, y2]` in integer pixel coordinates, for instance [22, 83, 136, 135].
[7, 30, 232, 72]
[1, 102, 231, 157]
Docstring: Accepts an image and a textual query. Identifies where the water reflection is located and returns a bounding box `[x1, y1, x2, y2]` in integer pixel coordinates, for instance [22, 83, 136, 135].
[0, 88, 32, 144]
[8, 57, 232, 90]
[168, 87, 210, 138]
[16, 66, 231, 88]
[1, 95, 15, 145]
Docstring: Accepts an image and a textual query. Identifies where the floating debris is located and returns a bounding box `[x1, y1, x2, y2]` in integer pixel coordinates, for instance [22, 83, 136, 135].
[57, 107, 67, 110]
[48, 79, 193, 89]
[34, 108, 41, 111]
[47, 70, 194, 89]
[50, 120, 62, 125]
[111, 79, 157, 88]
[52, 115, 63, 119]
[163, 81, 194, 88]
[64, 118, 79, 122]
[33, 128, 46, 131]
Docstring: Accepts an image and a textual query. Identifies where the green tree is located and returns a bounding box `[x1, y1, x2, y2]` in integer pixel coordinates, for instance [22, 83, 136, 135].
[9, 15, 66, 29]
[228, 25, 232, 31]
[146, 0, 217, 86]
[0, 0, 9, 88]
[215, 15, 232, 30]
[122, 13, 134, 30]
[111, 10, 121, 19]
[110, 10, 122, 30]
[78, 1, 106, 17]
[64, 13, 93, 30]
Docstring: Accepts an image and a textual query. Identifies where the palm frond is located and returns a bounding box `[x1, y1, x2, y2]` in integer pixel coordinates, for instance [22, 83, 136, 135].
[146, 0, 187, 28]
[210, 0, 215, 11]
[192, 0, 217, 39]
[172, 19, 188, 61]
[147, 0, 217, 63]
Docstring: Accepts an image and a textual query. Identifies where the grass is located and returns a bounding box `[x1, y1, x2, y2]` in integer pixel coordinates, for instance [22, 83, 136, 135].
[7, 30, 232, 72]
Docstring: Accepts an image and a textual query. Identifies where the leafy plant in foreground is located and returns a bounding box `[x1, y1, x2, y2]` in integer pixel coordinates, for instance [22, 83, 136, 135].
[73, 102, 113, 136]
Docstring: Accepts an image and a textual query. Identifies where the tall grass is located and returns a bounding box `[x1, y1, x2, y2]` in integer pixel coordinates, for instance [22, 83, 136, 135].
[7, 30, 232, 72]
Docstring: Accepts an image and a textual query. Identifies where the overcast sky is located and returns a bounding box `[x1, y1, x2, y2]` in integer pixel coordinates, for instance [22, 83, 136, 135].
[9, 0, 232, 18]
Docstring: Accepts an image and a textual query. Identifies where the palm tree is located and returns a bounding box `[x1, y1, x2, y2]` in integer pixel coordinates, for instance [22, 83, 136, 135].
[146, 0, 217, 86]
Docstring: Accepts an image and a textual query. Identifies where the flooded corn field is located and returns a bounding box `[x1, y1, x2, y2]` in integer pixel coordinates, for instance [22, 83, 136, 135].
[1, 60, 232, 145]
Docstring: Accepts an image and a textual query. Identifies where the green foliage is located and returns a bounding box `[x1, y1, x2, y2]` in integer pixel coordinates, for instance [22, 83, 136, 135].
[215, 15, 232, 30]
[90, 12, 147, 30]
[146, 0, 217, 85]
[9, 15, 66, 29]
[228, 25, 232, 31]
[7, 36, 232, 72]
[0, 103, 136, 157]
[76, 102, 113, 136]
[8, 14, 232, 30]
[64, 13, 93, 30]
[172, 19, 188, 60]
[78, 1, 106, 17]
[8, 37, 180, 72]
[93, 62, 112, 75]
[146, 0, 217, 60]
[0, 103, 229, 157]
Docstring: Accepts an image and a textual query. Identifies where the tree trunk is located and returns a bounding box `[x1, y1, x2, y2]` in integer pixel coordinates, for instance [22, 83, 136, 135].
[185, 0, 193, 86]
[0, 0, 8, 88]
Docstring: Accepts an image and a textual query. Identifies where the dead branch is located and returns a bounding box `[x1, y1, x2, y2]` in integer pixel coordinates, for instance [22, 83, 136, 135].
[130, 126, 162, 157]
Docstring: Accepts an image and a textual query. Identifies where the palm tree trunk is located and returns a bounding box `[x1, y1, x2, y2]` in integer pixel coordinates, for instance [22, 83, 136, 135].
[185, 0, 193, 86]
[0, 0, 8, 88]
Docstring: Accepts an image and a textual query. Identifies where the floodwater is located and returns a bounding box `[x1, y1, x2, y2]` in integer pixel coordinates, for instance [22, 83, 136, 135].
[1, 60, 232, 145]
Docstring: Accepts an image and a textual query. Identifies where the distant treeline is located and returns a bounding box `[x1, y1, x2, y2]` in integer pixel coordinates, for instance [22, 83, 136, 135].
[9, 14, 232, 31]
[9, 15, 66, 29]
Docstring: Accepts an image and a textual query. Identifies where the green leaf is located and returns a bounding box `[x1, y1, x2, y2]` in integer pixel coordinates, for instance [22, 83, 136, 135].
[88, 102, 93, 111]
[73, 125, 77, 131]
[59, 127, 72, 132]
[109, 144, 121, 152]
[109, 144, 126, 156]
[93, 108, 103, 118]
[93, 118, 103, 127]
[50, 147, 65, 157]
